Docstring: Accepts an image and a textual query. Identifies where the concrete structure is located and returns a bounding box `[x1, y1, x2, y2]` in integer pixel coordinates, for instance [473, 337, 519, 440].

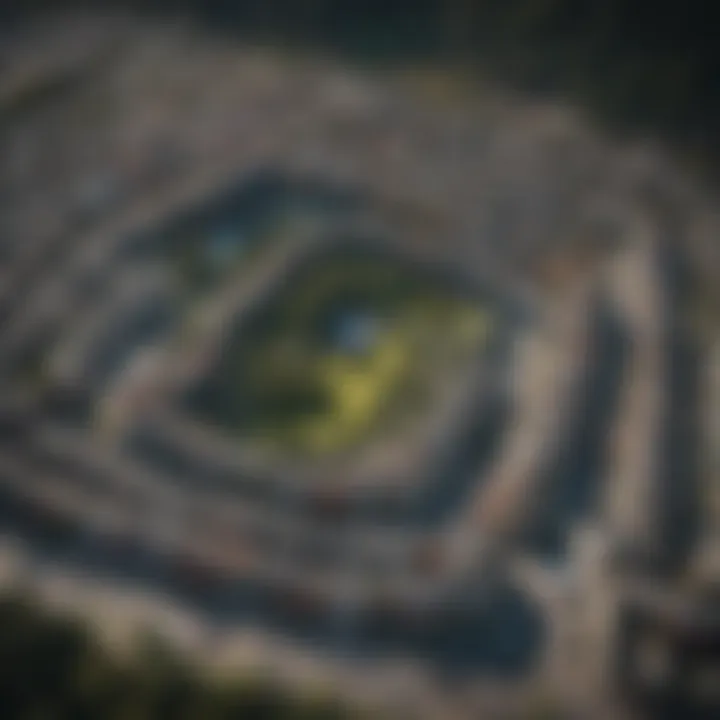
[0, 14, 713, 718]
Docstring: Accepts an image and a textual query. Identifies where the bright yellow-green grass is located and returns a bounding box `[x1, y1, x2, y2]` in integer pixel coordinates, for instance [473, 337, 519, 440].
[188, 252, 494, 457]
[253, 300, 491, 456]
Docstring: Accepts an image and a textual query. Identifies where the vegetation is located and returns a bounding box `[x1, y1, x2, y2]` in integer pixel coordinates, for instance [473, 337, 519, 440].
[0, 593, 355, 720]
[42, 0, 708, 165]
[188, 250, 491, 456]
[4, 1, 718, 168]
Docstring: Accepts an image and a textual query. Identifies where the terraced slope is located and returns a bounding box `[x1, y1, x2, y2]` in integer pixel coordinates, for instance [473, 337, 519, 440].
[0, 14, 716, 719]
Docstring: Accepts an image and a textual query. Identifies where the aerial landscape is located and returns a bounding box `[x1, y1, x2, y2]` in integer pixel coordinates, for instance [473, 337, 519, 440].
[0, 4, 718, 719]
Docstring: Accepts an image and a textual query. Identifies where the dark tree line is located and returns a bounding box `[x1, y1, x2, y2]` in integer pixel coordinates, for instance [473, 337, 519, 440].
[3, 1, 718, 156]
[0, 594, 352, 720]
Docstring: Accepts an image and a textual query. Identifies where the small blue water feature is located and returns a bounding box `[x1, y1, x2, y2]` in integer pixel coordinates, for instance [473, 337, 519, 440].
[330, 310, 382, 355]
[205, 225, 248, 267]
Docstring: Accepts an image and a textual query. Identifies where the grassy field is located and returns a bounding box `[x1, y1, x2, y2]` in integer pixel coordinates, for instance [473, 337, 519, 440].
[187, 250, 492, 457]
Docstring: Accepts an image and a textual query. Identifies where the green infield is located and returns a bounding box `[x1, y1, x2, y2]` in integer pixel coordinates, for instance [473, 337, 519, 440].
[186, 248, 492, 457]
